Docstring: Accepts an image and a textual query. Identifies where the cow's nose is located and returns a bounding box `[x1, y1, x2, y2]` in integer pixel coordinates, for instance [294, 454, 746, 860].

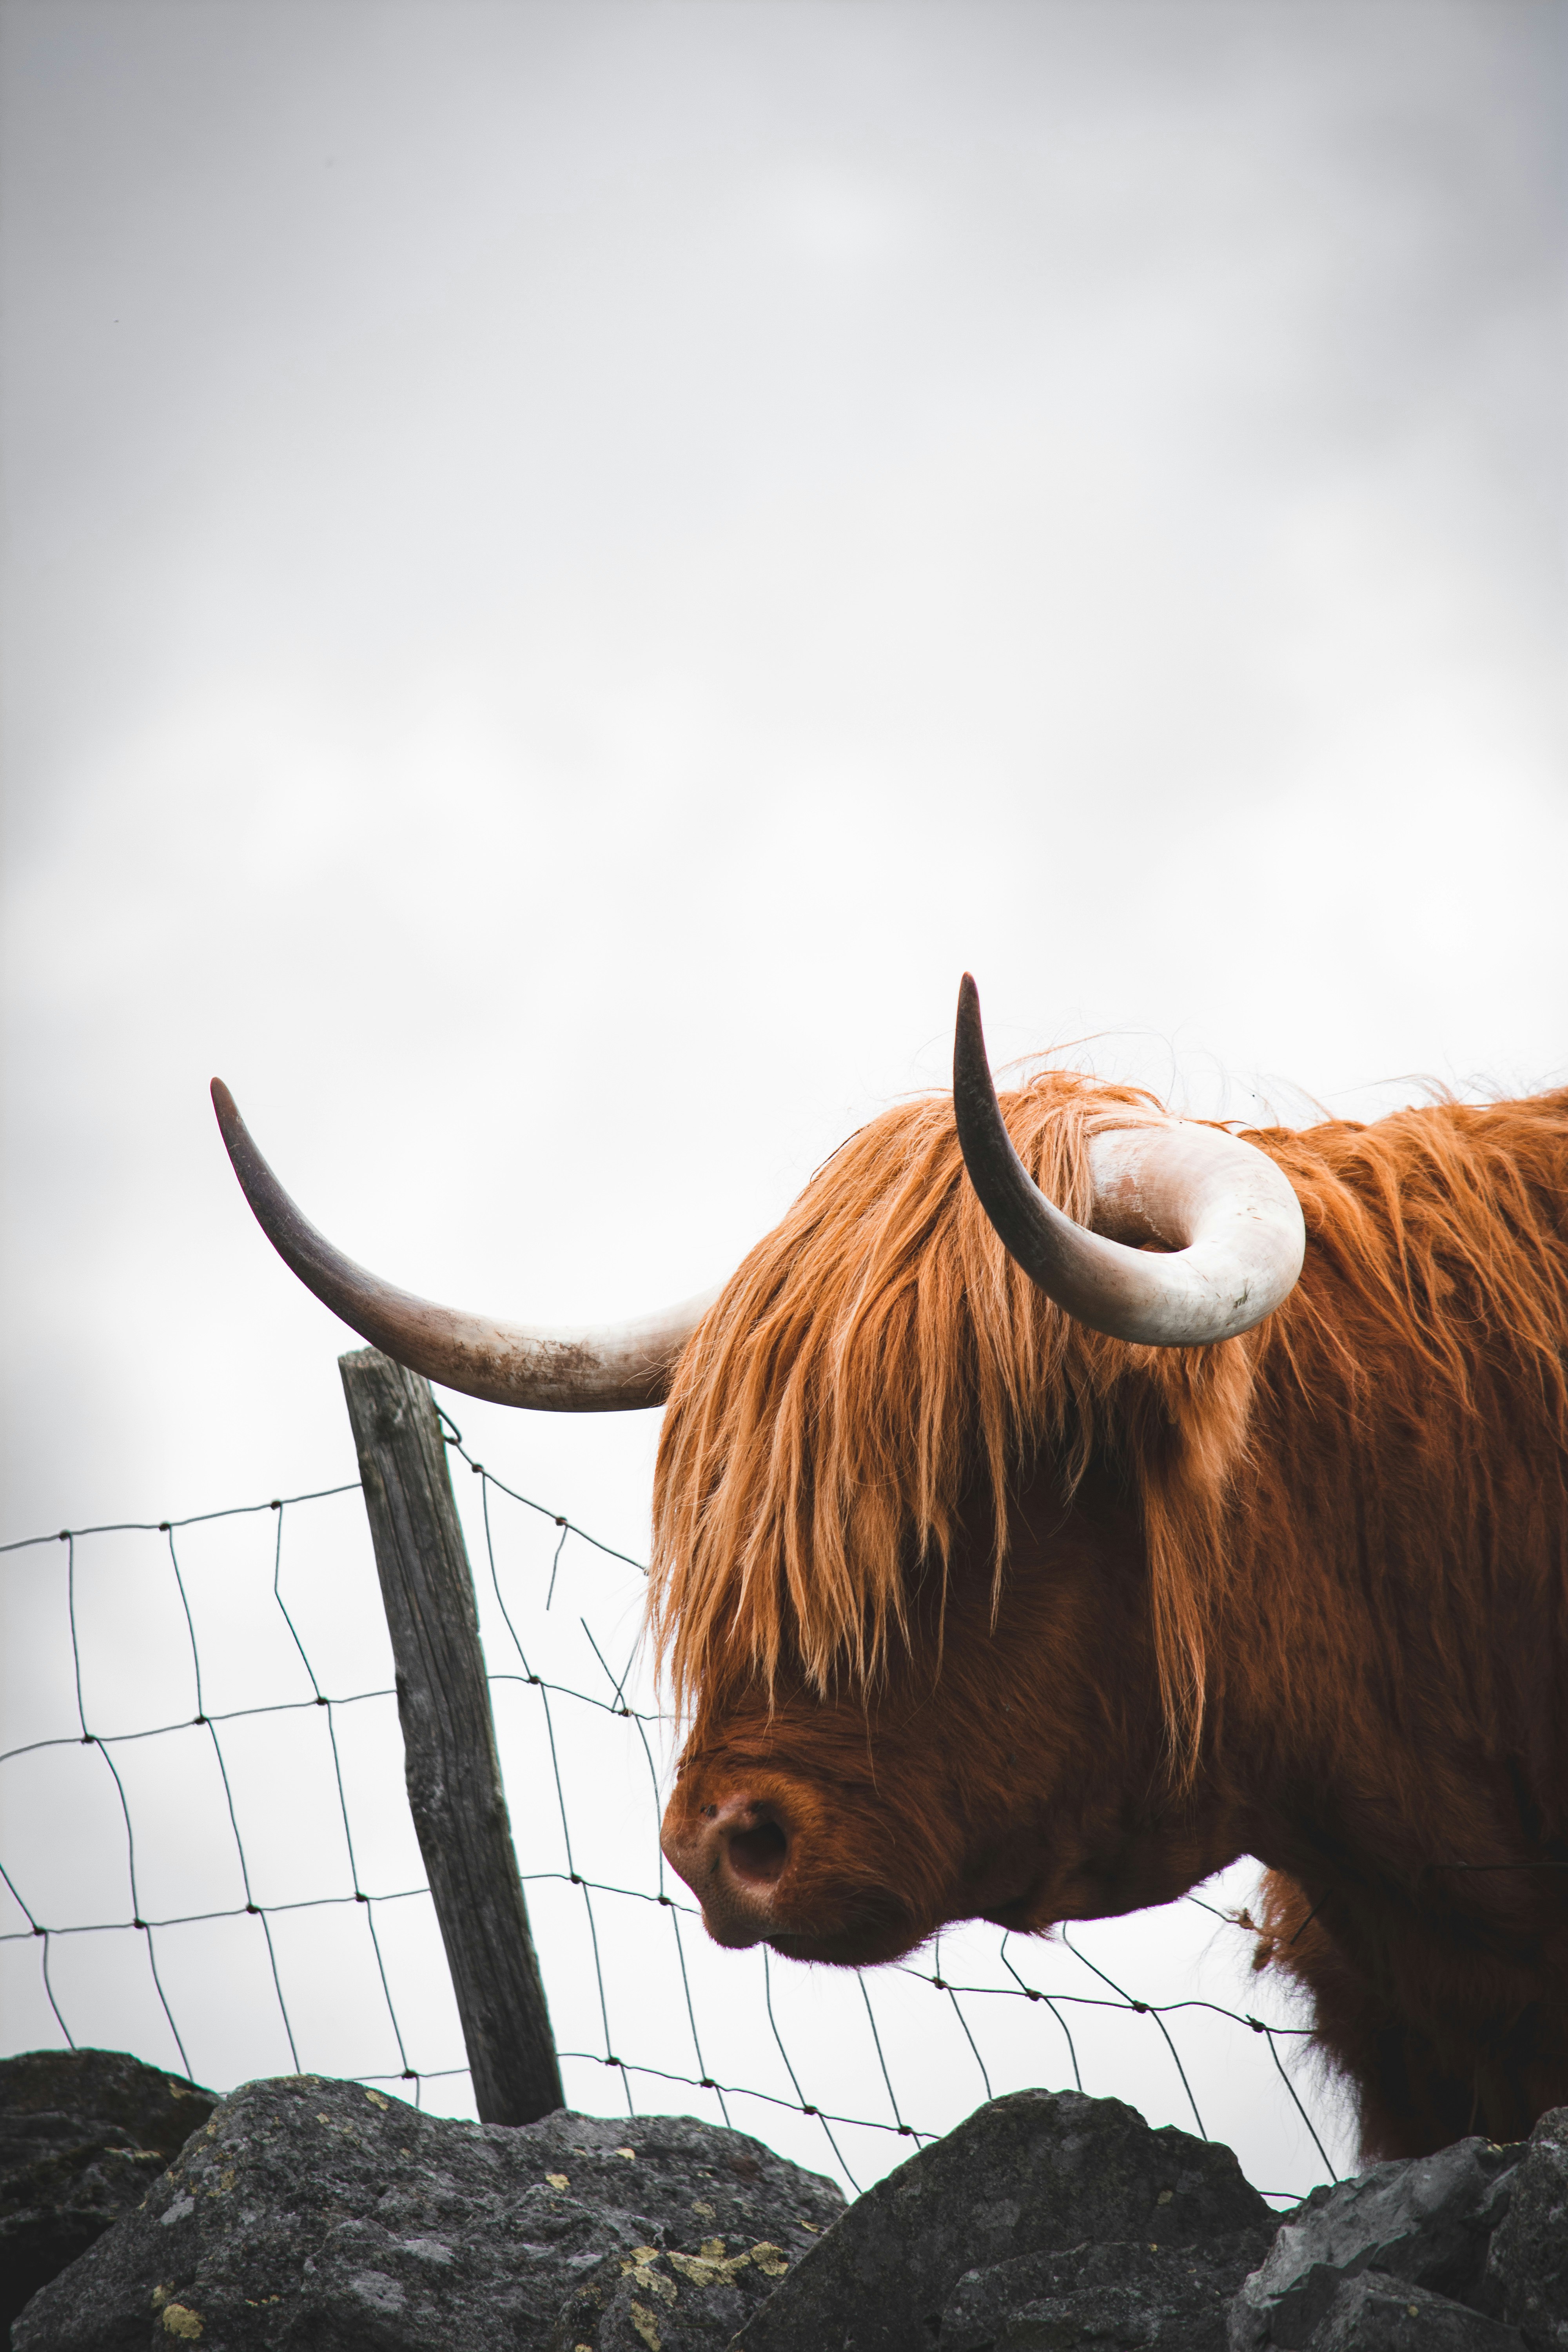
[708, 1795, 790, 1888]
[661, 1793, 791, 1931]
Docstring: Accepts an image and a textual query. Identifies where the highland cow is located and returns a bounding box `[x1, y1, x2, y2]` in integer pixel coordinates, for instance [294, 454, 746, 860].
[215, 980, 1568, 2159]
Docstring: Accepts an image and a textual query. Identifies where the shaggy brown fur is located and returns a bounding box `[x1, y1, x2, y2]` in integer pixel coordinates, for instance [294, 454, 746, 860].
[654, 1075, 1568, 1754]
[653, 1072, 1568, 2156]
[652, 1073, 1256, 1757]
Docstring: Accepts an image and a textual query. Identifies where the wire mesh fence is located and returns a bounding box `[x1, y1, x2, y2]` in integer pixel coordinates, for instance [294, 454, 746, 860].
[0, 1409, 1348, 2206]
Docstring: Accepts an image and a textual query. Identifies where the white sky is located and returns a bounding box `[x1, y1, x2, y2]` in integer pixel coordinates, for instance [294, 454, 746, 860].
[2, 0, 1564, 2203]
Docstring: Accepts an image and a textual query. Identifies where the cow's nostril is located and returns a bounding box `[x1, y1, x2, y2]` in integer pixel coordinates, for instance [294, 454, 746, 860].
[725, 1819, 788, 1886]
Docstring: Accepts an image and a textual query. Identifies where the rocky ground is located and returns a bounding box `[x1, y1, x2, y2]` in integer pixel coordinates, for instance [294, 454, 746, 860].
[5, 2050, 1566, 2350]
[0, 2049, 215, 2334]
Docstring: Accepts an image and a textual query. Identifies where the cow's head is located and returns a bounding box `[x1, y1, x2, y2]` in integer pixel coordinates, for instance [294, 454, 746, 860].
[653, 1456, 1190, 1968]
[214, 979, 1303, 1966]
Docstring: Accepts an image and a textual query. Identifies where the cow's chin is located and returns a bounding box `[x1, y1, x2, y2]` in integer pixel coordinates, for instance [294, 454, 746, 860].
[696, 1873, 924, 1969]
[764, 1908, 920, 1968]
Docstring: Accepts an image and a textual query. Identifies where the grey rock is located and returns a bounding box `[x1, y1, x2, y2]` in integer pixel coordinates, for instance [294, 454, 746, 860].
[0, 2047, 215, 2332]
[12, 2074, 842, 2350]
[1299, 2272, 1523, 2352]
[1230, 2139, 1524, 2352]
[941, 2227, 1278, 2351]
[544, 2231, 797, 2350]
[1485, 2107, 1568, 2352]
[733, 2088, 1273, 2352]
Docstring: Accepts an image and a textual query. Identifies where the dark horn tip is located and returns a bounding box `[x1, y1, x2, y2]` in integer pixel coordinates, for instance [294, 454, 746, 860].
[953, 973, 990, 1082]
[210, 1082, 258, 1186]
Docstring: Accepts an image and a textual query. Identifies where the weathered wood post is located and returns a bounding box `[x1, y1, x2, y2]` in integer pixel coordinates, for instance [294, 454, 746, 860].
[340, 1345, 563, 2125]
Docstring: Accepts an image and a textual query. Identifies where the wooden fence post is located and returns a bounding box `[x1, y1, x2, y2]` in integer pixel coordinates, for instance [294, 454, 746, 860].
[339, 1345, 564, 2126]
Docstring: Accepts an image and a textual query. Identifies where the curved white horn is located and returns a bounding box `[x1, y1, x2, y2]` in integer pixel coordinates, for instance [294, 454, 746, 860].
[212, 1080, 718, 1409]
[951, 978, 1305, 1346]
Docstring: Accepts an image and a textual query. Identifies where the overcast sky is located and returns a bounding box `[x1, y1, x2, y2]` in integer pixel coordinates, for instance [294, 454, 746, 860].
[2, 0, 1564, 2195]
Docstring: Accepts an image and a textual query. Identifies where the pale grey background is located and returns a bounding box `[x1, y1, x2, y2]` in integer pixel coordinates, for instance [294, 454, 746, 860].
[2, 0, 1564, 2198]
